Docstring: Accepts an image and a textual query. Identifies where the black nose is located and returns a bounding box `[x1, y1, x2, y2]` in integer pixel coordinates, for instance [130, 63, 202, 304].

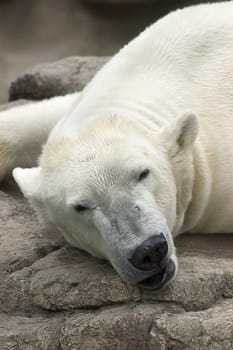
[128, 233, 168, 271]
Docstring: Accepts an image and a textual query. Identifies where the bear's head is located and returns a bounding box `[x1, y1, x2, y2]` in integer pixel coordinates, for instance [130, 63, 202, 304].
[13, 112, 198, 291]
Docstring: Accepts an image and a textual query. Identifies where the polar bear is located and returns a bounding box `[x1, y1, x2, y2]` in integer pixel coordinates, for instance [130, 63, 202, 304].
[1, 1, 233, 291]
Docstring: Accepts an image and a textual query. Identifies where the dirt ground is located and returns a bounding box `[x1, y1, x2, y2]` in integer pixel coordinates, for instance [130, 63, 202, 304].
[0, 0, 208, 103]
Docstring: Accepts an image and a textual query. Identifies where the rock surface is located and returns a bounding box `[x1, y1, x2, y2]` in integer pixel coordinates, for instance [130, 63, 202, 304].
[9, 56, 109, 101]
[1, 57, 233, 348]
[0, 313, 62, 350]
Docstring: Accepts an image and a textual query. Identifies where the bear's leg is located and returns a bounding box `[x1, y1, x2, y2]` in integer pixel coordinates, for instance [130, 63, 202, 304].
[0, 92, 80, 181]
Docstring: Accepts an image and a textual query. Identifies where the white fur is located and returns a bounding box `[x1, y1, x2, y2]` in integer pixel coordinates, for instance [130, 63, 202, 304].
[0, 93, 79, 180]
[48, 1, 233, 234]
[1, 2, 233, 286]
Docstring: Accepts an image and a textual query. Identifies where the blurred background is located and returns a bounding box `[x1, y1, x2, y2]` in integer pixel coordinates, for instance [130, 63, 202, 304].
[0, 0, 216, 103]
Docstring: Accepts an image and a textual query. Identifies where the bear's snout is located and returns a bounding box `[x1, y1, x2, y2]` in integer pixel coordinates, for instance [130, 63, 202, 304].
[128, 233, 168, 271]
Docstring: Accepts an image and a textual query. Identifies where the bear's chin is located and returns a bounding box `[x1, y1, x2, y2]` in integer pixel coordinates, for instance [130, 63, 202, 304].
[137, 258, 176, 291]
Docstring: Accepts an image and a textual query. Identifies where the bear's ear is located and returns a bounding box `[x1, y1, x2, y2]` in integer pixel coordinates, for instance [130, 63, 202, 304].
[167, 112, 199, 155]
[12, 167, 41, 199]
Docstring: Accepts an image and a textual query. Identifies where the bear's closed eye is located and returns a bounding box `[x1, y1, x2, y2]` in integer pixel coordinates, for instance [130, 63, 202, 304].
[74, 204, 89, 212]
[138, 169, 150, 181]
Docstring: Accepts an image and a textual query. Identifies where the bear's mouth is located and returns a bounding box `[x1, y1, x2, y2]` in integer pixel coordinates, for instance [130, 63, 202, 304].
[137, 258, 175, 291]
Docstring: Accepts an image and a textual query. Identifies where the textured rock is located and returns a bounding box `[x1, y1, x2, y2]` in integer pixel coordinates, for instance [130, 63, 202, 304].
[0, 313, 62, 350]
[9, 56, 109, 101]
[28, 247, 233, 312]
[150, 299, 233, 349]
[0, 188, 62, 313]
[0, 189, 61, 275]
[30, 248, 140, 310]
[60, 300, 233, 350]
[142, 254, 233, 311]
[60, 303, 183, 350]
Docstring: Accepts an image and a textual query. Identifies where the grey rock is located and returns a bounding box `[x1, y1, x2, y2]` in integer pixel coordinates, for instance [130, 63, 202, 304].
[60, 303, 183, 350]
[0, 313, 62, 350]
[30, 247, 140, 310]
[0, 189, 61, 275]
[0, 268, 34, 314]
[9, 56, 109, 101]
[0, 191, 62, 274]
[60, 300, 233, 350]
[29, 248, 233, 312]
[142, 254, 233, 311]
[150, 299, 233, 350]
[0, 189, 62, 313]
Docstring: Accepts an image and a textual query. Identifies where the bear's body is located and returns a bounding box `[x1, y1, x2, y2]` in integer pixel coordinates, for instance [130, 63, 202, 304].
[1, 1, 233, 290]
[49, 1, 233, 234]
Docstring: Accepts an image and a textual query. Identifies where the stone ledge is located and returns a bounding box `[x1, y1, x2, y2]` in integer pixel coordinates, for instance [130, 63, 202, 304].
[60, 303, 183, 350]
[9, 56, 109, 101]
[0, 189, 61, 275]
[28, 247, 233, 312]
[30, 248, 140, 310]
[0, 313, 62, 350]
[1, 299, 233, 350]
[60, 300, 233, 350]
[151, 299, 233, 350]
